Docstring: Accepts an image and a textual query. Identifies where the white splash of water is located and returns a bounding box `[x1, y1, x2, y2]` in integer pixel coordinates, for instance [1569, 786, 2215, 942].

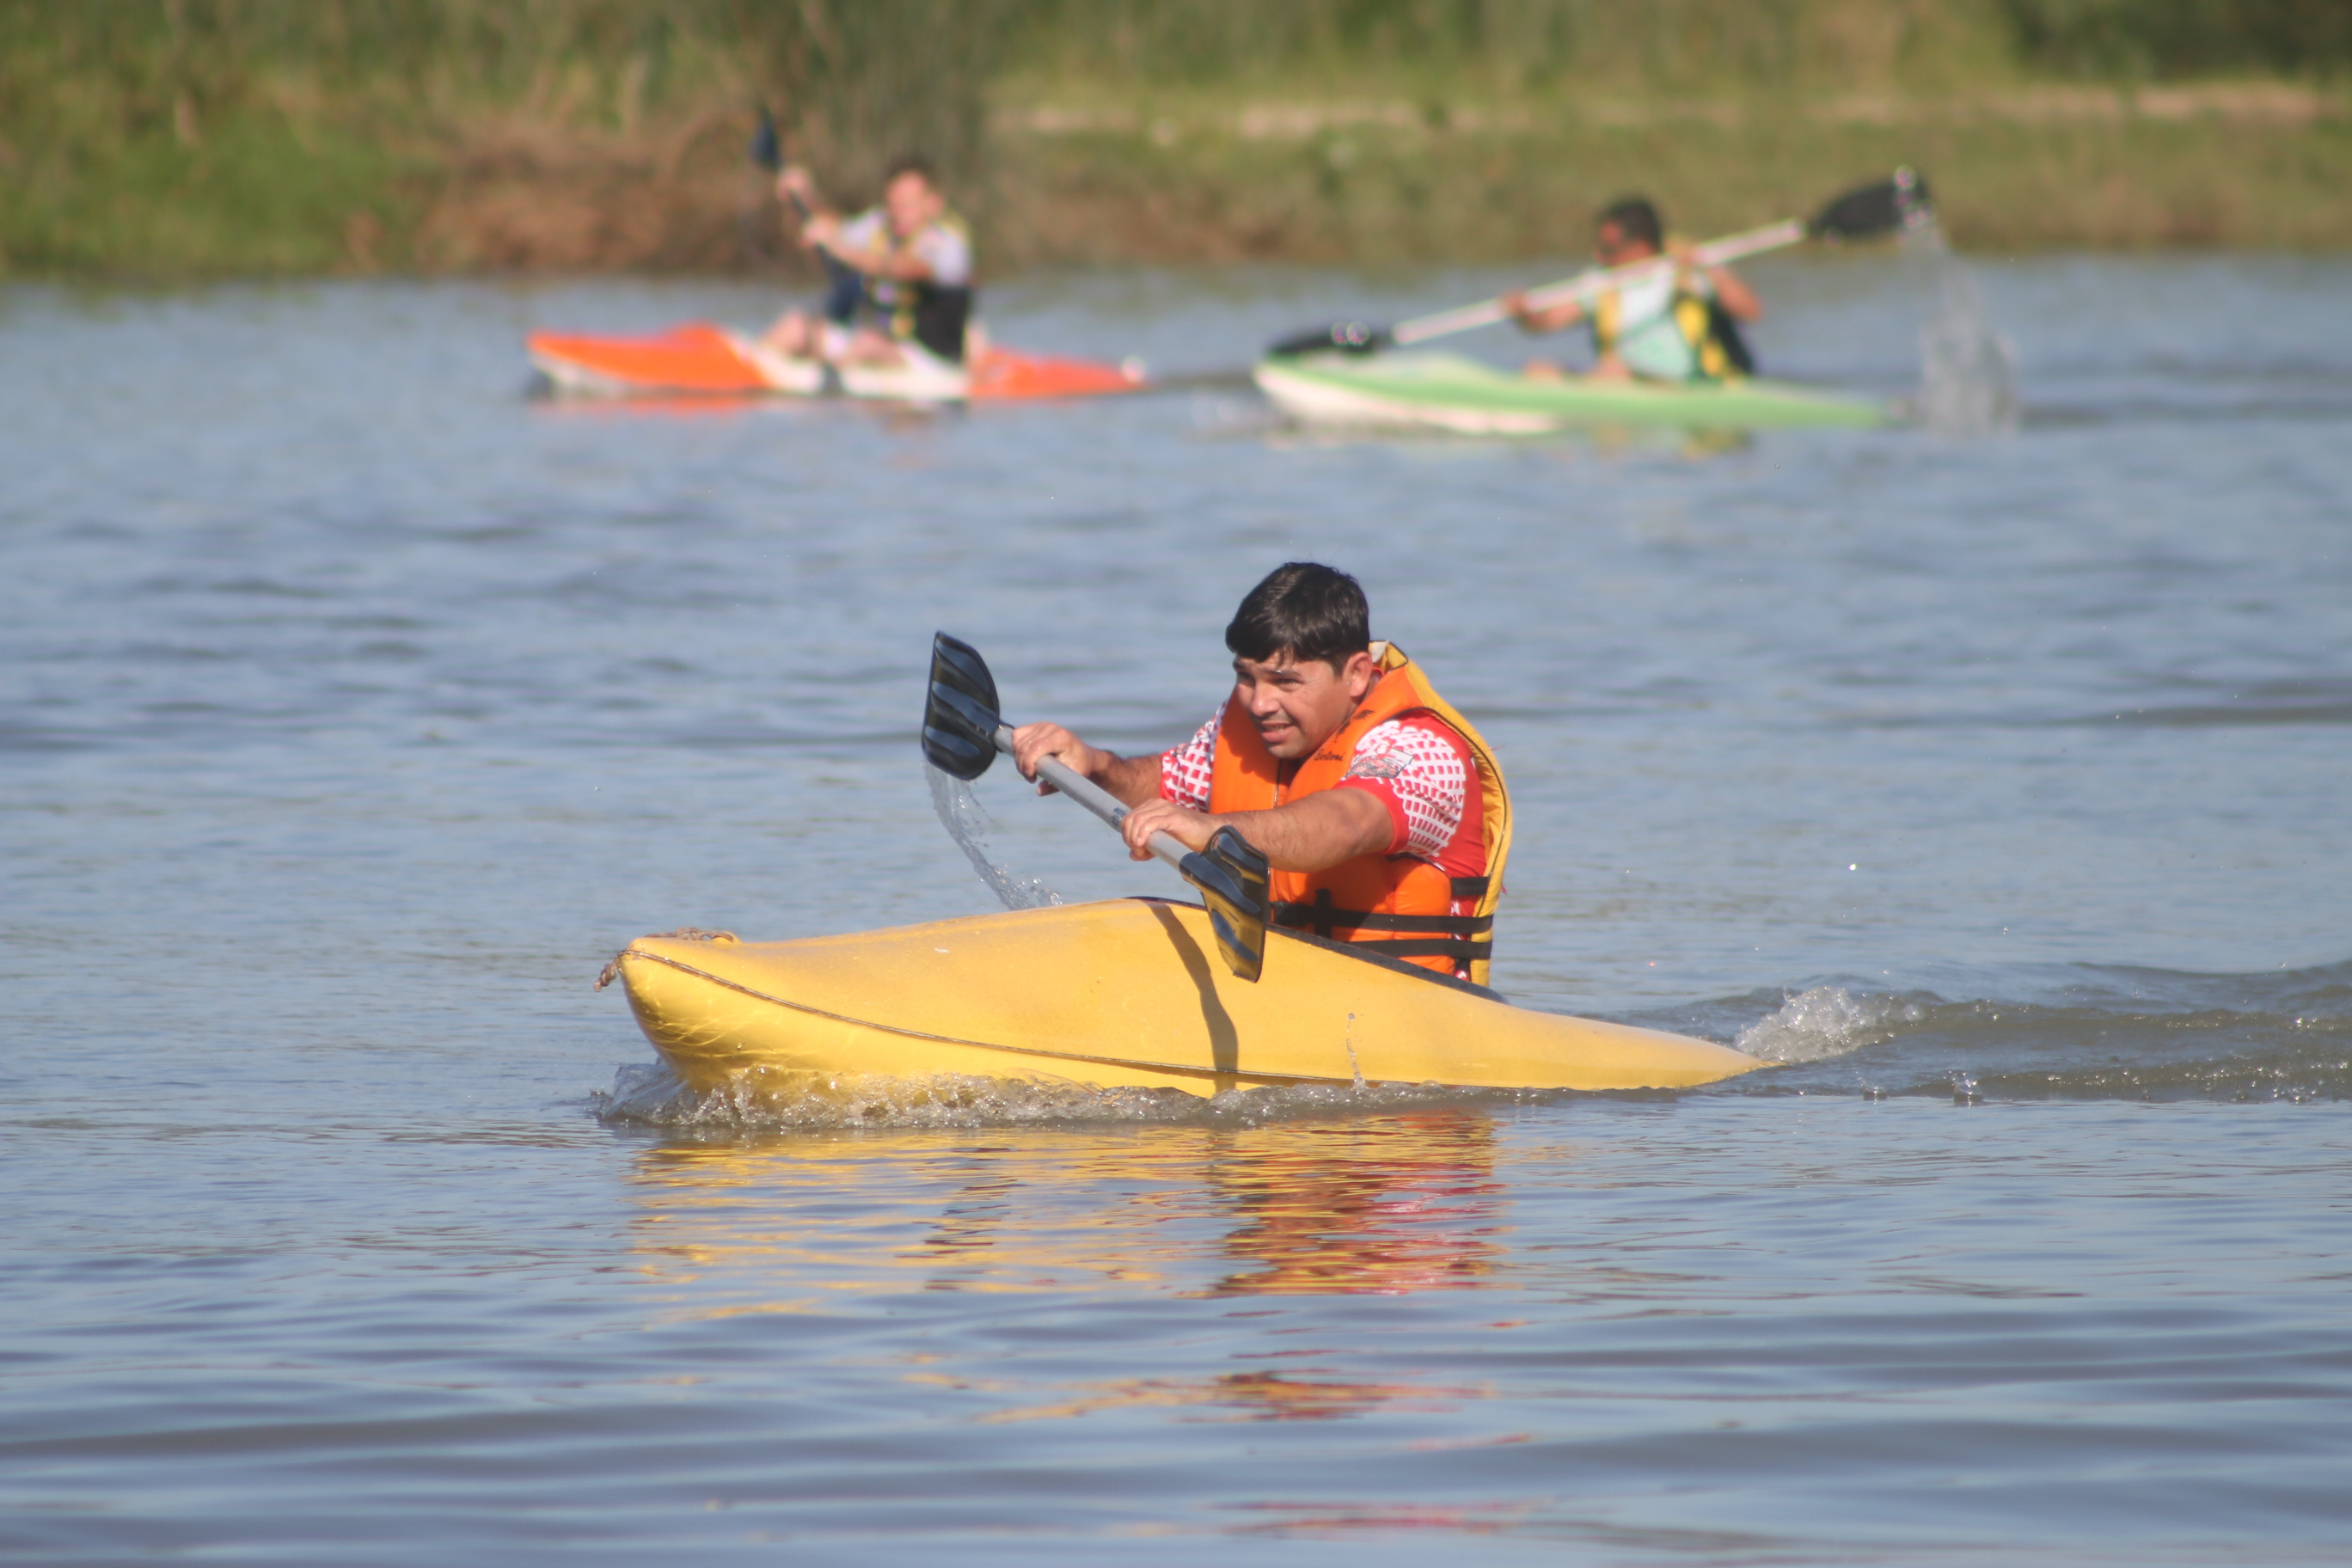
[926, 763, 1063, 911]
[1905, 219, 2018, 437]
[1192, 390, 1284, 438]
[598, 1062, 1184, 1130]
[1737, 986, 1926, 1063]
[595, 1061, 1494, 1131]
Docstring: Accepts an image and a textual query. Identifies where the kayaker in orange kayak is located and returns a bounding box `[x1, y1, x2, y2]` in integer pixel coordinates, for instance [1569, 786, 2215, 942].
[760, 156, 974, 370]
[1010, 563, 1511, 983]
[1503, 196, 1762, 383]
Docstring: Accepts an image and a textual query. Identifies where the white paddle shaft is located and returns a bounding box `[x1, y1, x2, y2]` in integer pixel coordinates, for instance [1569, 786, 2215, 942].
[993, 726, 1191, 873]
[1390, 217, 1806, 346]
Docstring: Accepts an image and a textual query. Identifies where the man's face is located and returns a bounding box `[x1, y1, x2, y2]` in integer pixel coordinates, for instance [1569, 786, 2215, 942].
[1595, 220, 1658, 266]
[1231, 648, 1377, 762]
[885, 172, 940, 238]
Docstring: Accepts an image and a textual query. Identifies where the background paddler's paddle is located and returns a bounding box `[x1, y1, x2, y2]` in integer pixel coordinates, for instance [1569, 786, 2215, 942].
[922, 633, 1272, 983]
[1268, 167, 1933, 358]
[751, 106, 866, 320]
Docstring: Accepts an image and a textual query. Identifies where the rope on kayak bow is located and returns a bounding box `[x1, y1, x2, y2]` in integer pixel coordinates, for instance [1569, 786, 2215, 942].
[594, 928, 738, 990]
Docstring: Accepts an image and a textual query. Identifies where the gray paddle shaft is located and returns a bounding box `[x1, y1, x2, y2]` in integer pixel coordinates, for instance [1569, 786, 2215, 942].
[992, 726, 1191, 873]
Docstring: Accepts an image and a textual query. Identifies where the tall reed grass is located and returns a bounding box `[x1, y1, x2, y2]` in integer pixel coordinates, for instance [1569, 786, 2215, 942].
[1002, 0, 2351, 86]
[2, 0, 2345, 275]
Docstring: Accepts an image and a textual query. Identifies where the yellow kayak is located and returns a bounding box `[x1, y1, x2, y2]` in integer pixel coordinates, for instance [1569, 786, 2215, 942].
[610, 897, 1762, 1097]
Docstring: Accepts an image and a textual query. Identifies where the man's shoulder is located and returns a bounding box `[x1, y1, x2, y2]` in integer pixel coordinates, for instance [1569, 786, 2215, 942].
[1346, 713, 1470, 775]
[1363, 709, 1470, 750]
[916, 219, 974, 284]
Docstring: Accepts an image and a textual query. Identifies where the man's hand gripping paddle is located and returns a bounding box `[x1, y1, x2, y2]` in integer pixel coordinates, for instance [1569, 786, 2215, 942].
[922, 634, 1272, 983]
[1266, 168, 1934, 358]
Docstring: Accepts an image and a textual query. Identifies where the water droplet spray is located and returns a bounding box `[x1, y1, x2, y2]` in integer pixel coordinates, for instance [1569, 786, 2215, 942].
[925, 763, 1063, 911]
[1905, 212, 2018, 436]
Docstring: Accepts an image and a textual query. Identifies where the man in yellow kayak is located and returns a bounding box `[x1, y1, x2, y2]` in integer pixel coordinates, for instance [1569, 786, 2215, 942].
[1503, 195, 1761, 383]
[1010, 563, 1510, 984]
[760, 156, 974, 369]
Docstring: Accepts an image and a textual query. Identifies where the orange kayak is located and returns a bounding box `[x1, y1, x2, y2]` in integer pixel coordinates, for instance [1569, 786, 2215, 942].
[526, 322, 1146, 403]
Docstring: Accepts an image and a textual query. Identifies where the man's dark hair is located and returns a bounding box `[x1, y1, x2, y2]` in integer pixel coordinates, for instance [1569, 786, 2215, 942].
[885, 153, 936, 187]
[1596, 195, 1663, 249]
[1225, 563, 1370, 671]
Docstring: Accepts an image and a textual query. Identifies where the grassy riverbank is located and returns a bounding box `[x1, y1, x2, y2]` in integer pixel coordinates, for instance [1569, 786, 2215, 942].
[991, 83, 2352, 264]
[5, 0, 2350, 279]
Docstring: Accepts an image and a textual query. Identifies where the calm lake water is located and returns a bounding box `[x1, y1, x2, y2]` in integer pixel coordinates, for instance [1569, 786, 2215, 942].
[3, 254, 2349, 1565]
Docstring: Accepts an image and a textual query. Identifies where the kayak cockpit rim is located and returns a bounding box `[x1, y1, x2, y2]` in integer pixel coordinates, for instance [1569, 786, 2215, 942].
[1130, 897, 1510, 1002]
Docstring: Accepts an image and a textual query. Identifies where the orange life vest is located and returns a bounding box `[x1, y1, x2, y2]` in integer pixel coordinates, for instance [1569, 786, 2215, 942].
[1205, 642, 1513, 985]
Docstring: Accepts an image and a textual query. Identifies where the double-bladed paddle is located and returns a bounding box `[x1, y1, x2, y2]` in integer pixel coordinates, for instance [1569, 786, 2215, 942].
[752, 106, 877, 332]
[922, 634, 1273, 983]
[1267, 168, 1933, 358]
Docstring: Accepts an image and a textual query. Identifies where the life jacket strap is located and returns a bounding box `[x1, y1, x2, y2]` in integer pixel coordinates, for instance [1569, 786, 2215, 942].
[1272, 905, 1495, 937]
[1345, 935, 1496, 964]
[1271, 888, 1494, 941]
[1273, 896, 1495, 965]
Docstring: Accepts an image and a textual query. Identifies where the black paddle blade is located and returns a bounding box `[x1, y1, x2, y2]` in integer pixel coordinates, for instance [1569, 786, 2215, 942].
[1265, 320, 1394, 358]
[1179, 826, 1271, 983]
[1808, 167, 1933, 242]
[750, 106, 782, 173]
[922, 633, 1004, 781]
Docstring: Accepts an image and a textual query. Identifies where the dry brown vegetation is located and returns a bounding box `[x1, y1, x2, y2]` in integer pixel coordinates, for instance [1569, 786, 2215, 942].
[6, 0, 2351, 278]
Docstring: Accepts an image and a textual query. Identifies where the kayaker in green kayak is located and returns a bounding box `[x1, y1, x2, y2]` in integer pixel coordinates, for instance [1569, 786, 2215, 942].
[1010, 563, 1513, 984]
[1503, 196, 1761, 383]
[760, 156, 975, 369]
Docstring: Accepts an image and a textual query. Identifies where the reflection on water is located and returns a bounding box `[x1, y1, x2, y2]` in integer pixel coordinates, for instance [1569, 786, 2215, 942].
[626, 1112, 1509, 1428]
[1196, 1113, 1503, 1296]
[626, 1111, 1506, 1305]
[982, 1369, 1473, 1425]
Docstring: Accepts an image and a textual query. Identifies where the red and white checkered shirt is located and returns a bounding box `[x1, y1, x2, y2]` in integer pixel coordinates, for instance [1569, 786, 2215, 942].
[1160, 700, 1485, 881]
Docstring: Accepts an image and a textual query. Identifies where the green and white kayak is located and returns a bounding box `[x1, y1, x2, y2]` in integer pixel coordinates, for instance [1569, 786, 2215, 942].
[1254, 350, 1885, 434]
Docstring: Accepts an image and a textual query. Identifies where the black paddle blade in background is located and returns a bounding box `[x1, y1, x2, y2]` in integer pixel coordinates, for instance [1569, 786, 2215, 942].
[750, 107, 782, 173]
[1810, 168, 1932, 242]
[1181, 827, 1271, 983]
[922, 633, 1003, 781]
[1265, 320, 1394, 358]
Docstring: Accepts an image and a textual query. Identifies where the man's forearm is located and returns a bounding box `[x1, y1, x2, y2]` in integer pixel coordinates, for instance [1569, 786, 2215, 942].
[818, 237, 895, 276]
[1008, 722, 1161, 806]
[1221, 789, 1393, 873]
[1528, 300, 1585, 334]
[1709, 266, 1763, 322]
[1114, 782, 1391, 871]
[818, 243, 932, 283]
[1091, 750, 1164, 807]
